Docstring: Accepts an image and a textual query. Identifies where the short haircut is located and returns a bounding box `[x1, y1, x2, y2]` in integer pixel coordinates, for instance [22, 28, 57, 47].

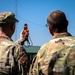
[47, 10, 68, 32]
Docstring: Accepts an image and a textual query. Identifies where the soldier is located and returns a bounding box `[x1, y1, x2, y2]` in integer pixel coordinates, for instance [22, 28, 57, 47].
[29, 10, 75, 75]
[0, 12, 30, 75]
[22, 23, 30, 45]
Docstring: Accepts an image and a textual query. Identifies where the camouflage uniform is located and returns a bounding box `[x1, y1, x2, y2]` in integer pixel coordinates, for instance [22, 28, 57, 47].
[0, 36, 29, 75]
[0, 12, 30, 75]
[29, 33, 75, 75]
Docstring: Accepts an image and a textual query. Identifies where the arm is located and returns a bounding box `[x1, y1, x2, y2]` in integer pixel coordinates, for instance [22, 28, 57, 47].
[29, 43, 47, 75]
[15, 30, 29, 45]
[15, 45, 30, 75]
[67, 48, 75, 75]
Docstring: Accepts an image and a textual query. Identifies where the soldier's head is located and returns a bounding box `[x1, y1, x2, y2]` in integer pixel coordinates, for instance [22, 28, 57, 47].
[47, 10, 68, 35]
[24, 23, 28, 30]
[0, 12, 18, 37]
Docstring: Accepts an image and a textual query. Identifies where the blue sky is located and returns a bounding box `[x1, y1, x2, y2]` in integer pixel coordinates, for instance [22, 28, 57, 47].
[0, 0, 75, 46]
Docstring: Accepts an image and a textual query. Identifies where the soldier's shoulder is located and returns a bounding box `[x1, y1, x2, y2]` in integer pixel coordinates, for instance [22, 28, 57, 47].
[0, 39, 14, 47]
[40, 41, 52, 49]
[1, 39, 23, 49]
[65, 46, 75, 72]
[37, 41, 51, 57]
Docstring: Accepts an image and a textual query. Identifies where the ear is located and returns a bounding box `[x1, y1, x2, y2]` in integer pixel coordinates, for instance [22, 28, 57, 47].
[11, 24, 15, 32]
[48, 25, 54, 36]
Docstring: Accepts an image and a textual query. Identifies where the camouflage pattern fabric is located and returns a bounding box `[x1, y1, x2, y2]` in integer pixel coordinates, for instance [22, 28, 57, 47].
[0, 38, 29, 75]
[29, 33, 75, 75]
[0, 12, 18, 23]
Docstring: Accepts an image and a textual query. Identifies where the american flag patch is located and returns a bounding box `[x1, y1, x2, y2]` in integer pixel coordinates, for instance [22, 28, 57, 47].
[19, 54, 28, 64]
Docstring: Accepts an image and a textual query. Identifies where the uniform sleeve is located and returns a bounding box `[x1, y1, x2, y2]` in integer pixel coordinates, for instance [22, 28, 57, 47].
[15, 39, 24, 45]
[29, 43, 48, 75]
[29, 54, 39, 75]
[14, 45, 30, 75]
[67, 49, 75, 75]
[17, 46, 28, 64]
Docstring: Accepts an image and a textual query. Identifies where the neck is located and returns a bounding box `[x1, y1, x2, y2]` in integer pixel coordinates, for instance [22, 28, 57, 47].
[52, 32, 69, 38]
[0, 30, 11, 38]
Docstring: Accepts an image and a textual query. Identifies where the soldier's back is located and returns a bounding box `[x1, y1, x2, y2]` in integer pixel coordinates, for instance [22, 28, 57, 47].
[29, 36, 75, 75]
[0, 38, 18, 75]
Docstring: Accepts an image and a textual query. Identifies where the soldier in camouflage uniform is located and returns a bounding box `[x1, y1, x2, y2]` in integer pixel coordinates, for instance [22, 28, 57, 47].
[0, 12, 30, 75]
[29, 10, 75, 75]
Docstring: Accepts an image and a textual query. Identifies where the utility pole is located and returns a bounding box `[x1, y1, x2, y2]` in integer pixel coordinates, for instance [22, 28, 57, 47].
[15, 0, 17, 41]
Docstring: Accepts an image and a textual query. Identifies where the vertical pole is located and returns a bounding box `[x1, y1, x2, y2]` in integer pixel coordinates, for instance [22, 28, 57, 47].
[15, 0, 17, 41]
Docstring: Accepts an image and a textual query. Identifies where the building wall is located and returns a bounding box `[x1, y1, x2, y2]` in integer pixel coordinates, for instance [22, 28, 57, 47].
[24, 46, 40, 64]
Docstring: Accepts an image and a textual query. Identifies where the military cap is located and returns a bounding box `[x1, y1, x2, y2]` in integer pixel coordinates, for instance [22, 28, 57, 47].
[0, 12, 19, 23]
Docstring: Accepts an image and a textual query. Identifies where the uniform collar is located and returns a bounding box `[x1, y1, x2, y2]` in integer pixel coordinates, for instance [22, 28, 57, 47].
[52, 32, 72, 39]
[0, 36, 13, 41]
